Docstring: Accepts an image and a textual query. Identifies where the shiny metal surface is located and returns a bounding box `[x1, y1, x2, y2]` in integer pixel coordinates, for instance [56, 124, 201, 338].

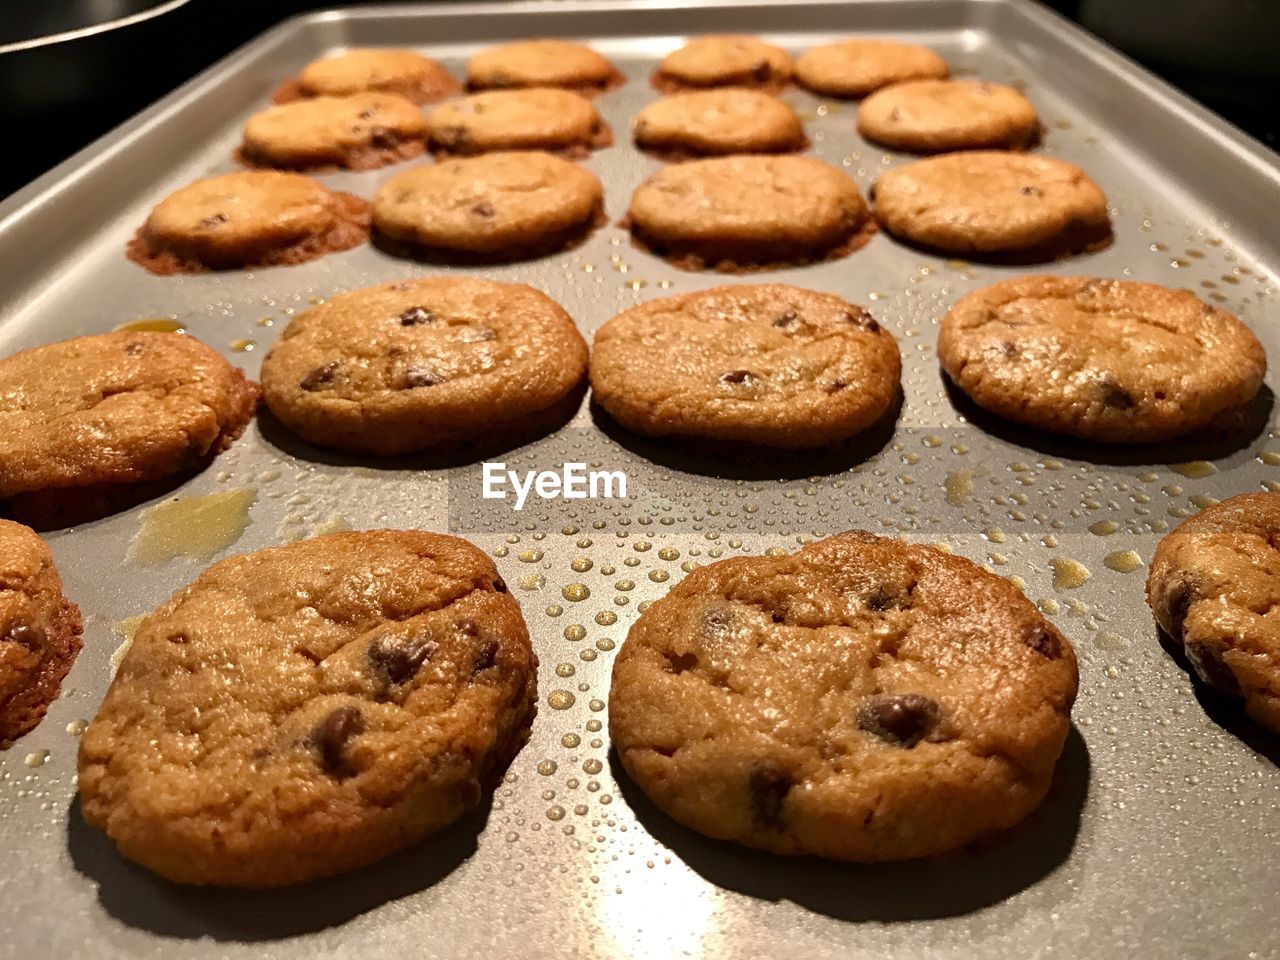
[0, 2, 1277, 958]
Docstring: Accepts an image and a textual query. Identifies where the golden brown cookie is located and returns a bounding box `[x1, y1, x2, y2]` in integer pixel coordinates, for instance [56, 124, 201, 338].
[795, 39, 949, 98]
[372, 151, 604, 263]
[653, 35, 793, 93]
[0, 521, 83, 747]
[1148, 492, 1280, 733]
[633, 88, 806, 157]
[938, 276, 1265, 443]
[240, 93, 429, 171]
[857, 80, 1040, 153]
[626, 155, 873, 270]
[426, 88, 611, 157]
[0, 332, 259, 511]
[610, 531, 1078, 861]
[465, 40, 622, 94]
[871, 151, 1110, 259]
[127, 171, 370, 274]
[78, 530, 536, 887]
[277, 48, 458, 104]
[590, 285, 901, 448]
[261, 277, 588, 455]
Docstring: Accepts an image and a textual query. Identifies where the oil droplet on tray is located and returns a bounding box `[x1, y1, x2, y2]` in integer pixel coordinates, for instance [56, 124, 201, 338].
[114, 317, 185, 334]
[1051, 558, 1091, 590]
[128, 489, 256, 565]
[1089, 520, 1120, 536]
[1104, 550, 1143, 574]
[1170, 461, 1217, 479]
[944, 471, 973, 506]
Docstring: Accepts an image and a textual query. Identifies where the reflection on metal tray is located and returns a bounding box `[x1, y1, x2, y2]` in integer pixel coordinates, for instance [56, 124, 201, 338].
[0, 1, 1277, 958]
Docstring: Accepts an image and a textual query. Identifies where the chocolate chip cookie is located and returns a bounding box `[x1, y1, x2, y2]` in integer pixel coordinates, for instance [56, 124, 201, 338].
[426, 88, 612, 157]
[261, 277, 588, 455]
[0, 331, 259, 514]
[128, 171, 370, 274]
[633, 88, 806, 157]
[610, 531, 1078, 861]
[78, 530, 536, 887]
[795, 39, 949, 98]
[240, 93, 429, 171]
[938, 276, 1266, 443]
[0, 521, 83, 747]
[277, 48, 458, 104]
[591, 285, 900, 448]
[372, 151, 604, 262]
[858, 79, 1040, 153]
[626, 155, 874, 270]
[1147, 493, 1280, 733]
[465, 40, 622, 94]
[871, 151, 1110, 259]
[652, 35, 793, 93]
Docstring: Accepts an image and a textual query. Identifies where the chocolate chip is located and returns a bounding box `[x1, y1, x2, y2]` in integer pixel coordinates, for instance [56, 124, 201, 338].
[299, 361, 340, 392]
[1166, 576, 1199, 639]
[751, 60, 772, 82]
[1019, 185, 1044, 197]
[3, 623, 45, 651]
[700, 605, 734, 637]
[399, 306, 435, 326]
[124, 341, 145, 357]
[460, 326, 496, 343]
[357, 108, 376, 120]
[824, 379, 847, 394]
[664, 651, 699, 674]
[403, 364, 445, 388]
[167, 632, 190, 645]
[865, 584, 911, 611]
[888, 107, 901, 122]
[1022, 622, 1063, 659]
[471, 640, 499, 676]
[199, 213, 228, 227]
[845, 308, 880, 332]
[1098, 375, 1136, 410]
[313, 706, 364, 775]
[493, 577, 508, 593]
[1185, 640, 1240, 696]
[719, 369, 757, 385]
[999, 340, 1018, 358]
[857, 693, 939, 747]
[748, 763, 792, 825]
[369, 632, 437, 684]
[773, 310, 799, 328]
[471, 201, 495, 218]
[368, 126, 397, 148]
[455, 618, 479, 637]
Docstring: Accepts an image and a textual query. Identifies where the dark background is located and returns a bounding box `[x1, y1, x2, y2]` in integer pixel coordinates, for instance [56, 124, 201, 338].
[0, 0, 1277, 201]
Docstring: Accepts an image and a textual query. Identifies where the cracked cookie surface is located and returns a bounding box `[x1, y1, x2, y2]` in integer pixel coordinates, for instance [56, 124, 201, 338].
[281, 49, 458, 104]
[241, 93, 429, 170]
[610, 531, 1078, 861]
[128, 171, 370, 273]
[426, 88, 611, 156]
[1147, 492, 1280, 732]
[626, 155, 873, 270]
[796, 39, 948, 98]
[633, 88, 805, 157]
[372, 151, 604, 262]
[652, 35, 793, 92]
[871, 151, 1110, 259]
[261, 277, 588, 455]
[590, 284, 900, 448]
[858, 79, 1039, 153]
[0, 521, 83, 746]
[465, 40, 621, 93]
[938, 276, 1266, 443]
[78, 530, 536, 887]
[0, 331, 259, 501]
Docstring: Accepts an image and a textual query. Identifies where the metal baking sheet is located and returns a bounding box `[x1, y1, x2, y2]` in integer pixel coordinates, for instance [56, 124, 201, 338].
[1, 1, 1277, 957]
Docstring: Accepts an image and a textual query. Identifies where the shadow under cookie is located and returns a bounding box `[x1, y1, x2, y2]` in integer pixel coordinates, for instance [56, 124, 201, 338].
[372, 207, 606, 266]
[609, 725, 1090, 921]
[624, 215, 878, 274]
[876, 216, 1113, 265]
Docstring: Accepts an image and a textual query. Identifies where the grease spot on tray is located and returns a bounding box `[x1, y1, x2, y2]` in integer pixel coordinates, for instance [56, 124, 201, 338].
[127, 489, 256, 565]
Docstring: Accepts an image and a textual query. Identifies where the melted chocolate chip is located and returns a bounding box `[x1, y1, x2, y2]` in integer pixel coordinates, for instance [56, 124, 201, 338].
[3, 623, 45, 651]
[1166, 576, 1199, 639]
[751, 60, 772, 82]
[399, 306, 435, 326]
[857, 693, 939, 747]
[313, 706, 364, 775]
[1019, 185, 1044, 197]
[455, 618, 479, 637]
[472, 201, 496, 218]
[199, 213, 229, 228]
[368, 126, 397, 148]
[1099, 376, 1136, 410]
[665, 651, 699, 674]
[865, 584, 911, 611]
[299, 361, 340, 392]
[123, 342, 145, 357]
[1185, 641, 1240, 696]
[471, 640, 500, 676]
[357, 108, 377, 120]
[403, 365, 445, 388]
[369, 632, 437, 684]
[773, 310, 799, 328]
[845, 308, 880, 332]
[999, 340, 1018, 358]
[700, 605, 734, 637]
[888, 107, 901, 122]
[1022, 622, 1063, 660]
[748, 763, 792, 826]
[719, 369, 757, 385]
[824, 379, 848, 394]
